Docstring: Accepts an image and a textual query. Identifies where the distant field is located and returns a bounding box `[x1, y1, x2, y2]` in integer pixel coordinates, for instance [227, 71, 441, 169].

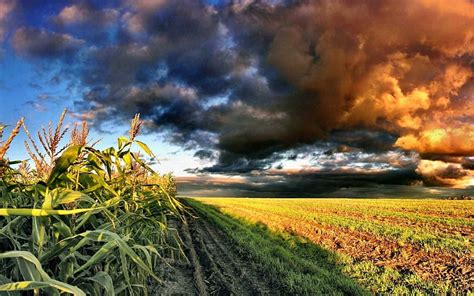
[191, 198, 473, 294]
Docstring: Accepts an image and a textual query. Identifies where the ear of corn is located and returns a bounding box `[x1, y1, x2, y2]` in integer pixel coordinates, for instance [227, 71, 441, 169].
[0, 112, 181, 295]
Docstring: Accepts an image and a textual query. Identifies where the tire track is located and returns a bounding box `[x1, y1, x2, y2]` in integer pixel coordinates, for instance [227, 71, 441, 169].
[186, 209, 272, 295]
[157, 209, 272, 295]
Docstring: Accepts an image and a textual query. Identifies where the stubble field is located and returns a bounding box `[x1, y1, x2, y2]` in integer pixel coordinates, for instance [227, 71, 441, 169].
[191, 198, 473, 294]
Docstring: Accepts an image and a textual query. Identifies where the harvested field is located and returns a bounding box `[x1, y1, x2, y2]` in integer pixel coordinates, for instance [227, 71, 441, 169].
[193, 198, 474, 294]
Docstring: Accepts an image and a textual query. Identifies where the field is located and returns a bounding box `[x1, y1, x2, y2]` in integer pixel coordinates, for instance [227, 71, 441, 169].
[1, 111, 473, 295]
[155, 199, 366, 295]
[186, 198, 473, 295]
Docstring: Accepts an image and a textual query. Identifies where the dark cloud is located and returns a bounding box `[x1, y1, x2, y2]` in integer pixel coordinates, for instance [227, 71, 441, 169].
[194, 144, 418, 177]
[53, 1, 118, 26]
[11, 0, 474, 193]
[50, 1, 119, 45]
[416, 159, 474, 187]
[12, 27, 84, 59]
[327, 130, 398, 154]
[193, 152, 278, 174]
[194, 149, 217, 161]
[415, 154, 474, 186]
[462, 158, 474, 171]
[463, 164, 474, 171]
[177, 167, 429, 197]
[419, 154, 474, 167]
[77, 0, 473, 172]
[177, 168, 474, 198]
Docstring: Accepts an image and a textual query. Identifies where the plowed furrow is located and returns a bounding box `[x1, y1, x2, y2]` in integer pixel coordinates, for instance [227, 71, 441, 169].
[185, 210, 271, 295]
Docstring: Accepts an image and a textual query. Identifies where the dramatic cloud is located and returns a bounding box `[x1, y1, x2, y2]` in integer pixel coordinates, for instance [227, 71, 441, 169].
[8, 0, 474, 194]
[417, 159, 474, 188]
[78, 0, 474, 188]
[395, 126, 474, 156]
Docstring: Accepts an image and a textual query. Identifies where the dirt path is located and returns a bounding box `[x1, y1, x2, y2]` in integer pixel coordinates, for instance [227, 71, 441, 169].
[153, 210, 272, 295]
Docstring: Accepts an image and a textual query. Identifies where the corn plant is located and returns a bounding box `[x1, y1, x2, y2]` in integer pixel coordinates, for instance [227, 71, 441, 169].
[0, 111, 182, 295]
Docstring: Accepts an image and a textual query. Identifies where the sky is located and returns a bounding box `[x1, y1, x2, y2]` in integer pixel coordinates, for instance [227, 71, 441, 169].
[0, 0, 473, 197]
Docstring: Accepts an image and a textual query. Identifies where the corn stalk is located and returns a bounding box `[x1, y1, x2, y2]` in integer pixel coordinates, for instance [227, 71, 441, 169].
[0, 112, 182, 295]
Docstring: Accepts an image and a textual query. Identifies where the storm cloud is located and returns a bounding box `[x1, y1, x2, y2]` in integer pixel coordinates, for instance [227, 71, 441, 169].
[13, 27, 84, 59]
[7, 0, 474, 194]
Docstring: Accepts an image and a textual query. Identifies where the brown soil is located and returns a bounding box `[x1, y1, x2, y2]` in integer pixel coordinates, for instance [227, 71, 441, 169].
[376, 207, 474, 220]
[153, 204, 473, 294]
[293, 206, 474, 240]
[224, 206, 474, 292]
[153, 210, 272, 295]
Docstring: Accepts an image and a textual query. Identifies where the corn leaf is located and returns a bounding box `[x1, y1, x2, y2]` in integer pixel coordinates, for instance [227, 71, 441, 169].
[47, 145, 82, 186]
[0, 207, 102, 216]
[86, 272, 115, 296]
[52, 189, 93, 207]
[0, 251, 86, 296]
[0, 281, 50, 291]
[135, 140, 154, 157]
[0, 275, 20, 296]
[74, 241, 117, 274]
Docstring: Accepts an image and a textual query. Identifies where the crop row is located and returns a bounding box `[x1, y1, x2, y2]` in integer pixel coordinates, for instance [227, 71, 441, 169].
[207, 198, 471, 252]
[188, 199, 458, 295]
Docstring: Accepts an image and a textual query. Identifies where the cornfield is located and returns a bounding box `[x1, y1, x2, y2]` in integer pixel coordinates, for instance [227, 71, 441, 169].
[0, 111, 182, 295]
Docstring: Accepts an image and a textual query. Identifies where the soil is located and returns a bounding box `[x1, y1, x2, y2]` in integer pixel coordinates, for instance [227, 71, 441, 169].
[223, 206, 474, 292]
[153, 210, 272, 295]
[294, 206, 474, 239]
[152, 204, 473, 294]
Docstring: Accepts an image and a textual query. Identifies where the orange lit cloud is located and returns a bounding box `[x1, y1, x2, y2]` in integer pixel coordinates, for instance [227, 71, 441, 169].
[395, 127, 474, 156]
[416, 160, 474, 188]
[265, 0, 474, 187]
[177, 175, 248, 185]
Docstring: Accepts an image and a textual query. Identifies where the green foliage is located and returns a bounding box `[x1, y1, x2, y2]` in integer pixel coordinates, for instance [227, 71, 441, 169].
[0, 113, 181, 295]
[343, 260, 453, 295]
[0, 251, 86, 295]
